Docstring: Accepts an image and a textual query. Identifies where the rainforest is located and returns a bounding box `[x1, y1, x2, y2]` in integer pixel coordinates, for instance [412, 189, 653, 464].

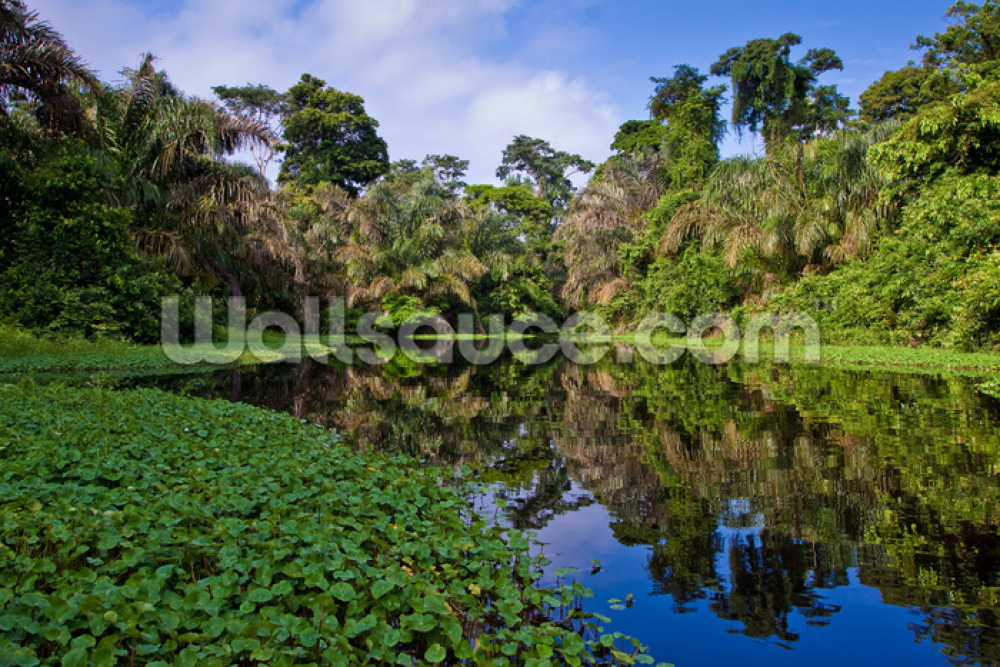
[3, 0, 1000, 664]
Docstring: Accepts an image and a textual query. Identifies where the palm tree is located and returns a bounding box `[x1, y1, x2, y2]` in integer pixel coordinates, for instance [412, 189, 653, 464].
[94, 54, 288, 298]
[663, 126, 895, 275]
[558, 150, 665, 308]
[339, 174, 488, 312]
[0, 0, 96, 134]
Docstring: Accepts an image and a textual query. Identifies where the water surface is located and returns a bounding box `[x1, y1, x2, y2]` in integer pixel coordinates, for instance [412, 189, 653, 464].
[145, 352, 1000, 666]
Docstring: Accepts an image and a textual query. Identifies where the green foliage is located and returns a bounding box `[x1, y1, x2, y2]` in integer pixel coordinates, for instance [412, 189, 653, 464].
[0, 132, 179, 342]
[710, 33, 851, 144]
[869, 71, 1000, 183]
[279, 74, 389, 195]
[773, 173, 1000, 346]
[858, 66, 953, 123]
[0, 385, 655, 665]
[341, 173, 487, 312]
[464, 183, 555, 252]
[421, 154, 469, 195]
[611, 120, 666, 155]
[0, 0, 96, 135]
[648, 65, 726, 188]
[639, 244, 740, 322]
[914, 0, 1000, 68]
[559, 151, 664, 310]
[954, 251, 1000, 350]
[376, 293, 442, 330]
[211, 83, 286, 175]
[496, 135, 595, 210]
[663, 127, 893, 279]
[212, 83, 287, 118]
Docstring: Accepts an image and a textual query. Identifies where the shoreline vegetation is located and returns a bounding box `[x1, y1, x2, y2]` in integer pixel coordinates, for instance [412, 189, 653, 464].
[5, 325, 1000, 405]
[4, 326, 1000, 380]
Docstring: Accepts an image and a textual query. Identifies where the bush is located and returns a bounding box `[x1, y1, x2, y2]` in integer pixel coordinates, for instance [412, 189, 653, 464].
[639, 244, 740, 322]
[954, 252, 1000, 351]
[0, 133, 179, 343]
[772, 173, 1000, 347]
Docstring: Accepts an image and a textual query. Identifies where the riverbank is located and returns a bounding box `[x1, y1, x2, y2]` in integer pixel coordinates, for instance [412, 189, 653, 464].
[4, 324, 1000, 379]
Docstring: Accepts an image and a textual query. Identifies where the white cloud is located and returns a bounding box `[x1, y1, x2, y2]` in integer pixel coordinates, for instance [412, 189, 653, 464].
[32, 0, 620, 183]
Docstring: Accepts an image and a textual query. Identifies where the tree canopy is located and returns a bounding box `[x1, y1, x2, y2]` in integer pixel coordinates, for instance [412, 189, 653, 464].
[496, 134, 595, 210]
[0, 0, 96, 134]
[278, 73, 389, 196]
[710, 33, 851, 145]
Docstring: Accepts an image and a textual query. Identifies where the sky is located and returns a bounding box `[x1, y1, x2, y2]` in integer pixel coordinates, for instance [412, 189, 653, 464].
[33, 0, 957, 184]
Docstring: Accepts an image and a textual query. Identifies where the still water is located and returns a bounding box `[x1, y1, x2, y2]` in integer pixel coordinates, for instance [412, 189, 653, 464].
[145, 351, 1000, 666]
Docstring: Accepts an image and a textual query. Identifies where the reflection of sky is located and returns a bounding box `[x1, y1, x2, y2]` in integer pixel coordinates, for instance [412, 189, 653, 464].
[518, 494, 960, 666]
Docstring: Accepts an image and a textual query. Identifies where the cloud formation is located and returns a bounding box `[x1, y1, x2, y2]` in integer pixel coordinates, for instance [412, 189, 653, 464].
[32, 0, 621, 183]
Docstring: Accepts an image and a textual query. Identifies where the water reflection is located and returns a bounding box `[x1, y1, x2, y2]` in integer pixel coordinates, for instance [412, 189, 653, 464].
[149, 352, 1000, 666]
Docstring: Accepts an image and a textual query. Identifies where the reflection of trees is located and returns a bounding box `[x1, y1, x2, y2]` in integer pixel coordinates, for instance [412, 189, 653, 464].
[709, 531, 844, 641]
[497, 459, 595, 531]
[742, 365, 1000, 663]
[553, 356, 1000, 662]
[146, 352, 1000, 664]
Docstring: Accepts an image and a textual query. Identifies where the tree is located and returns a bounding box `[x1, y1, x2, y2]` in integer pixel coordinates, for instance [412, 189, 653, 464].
[558, 150, 665, 309]
[0, 127, 180, 341]
[869, 70, 1000, 183]
[95, 55, 286, 300]
[859, 1, 1000, 126]
[464, 183, 553, 243]
[0, 0, 96, 135]
[664, 126, 894, 274]
[858, 66, 951, 123]
[611, 120, 666, 155]
[649, 64, 727, 187]
[710, 34, 851, 146]
[278, 73, 389, 196]
[422, 153, 469, 195]
[338, 173, 487, 314]
[496, 135, 595, 210]
[914, 0, 1000, 69]
[212, 83, 286, 177]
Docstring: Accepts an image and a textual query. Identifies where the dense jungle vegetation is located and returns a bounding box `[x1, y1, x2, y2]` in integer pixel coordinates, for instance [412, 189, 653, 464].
[3, 0, 1000, 349]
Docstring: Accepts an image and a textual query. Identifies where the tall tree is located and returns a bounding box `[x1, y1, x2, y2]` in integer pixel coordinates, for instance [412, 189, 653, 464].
[95, 55, 286, 299]
[664, 126, 894, 273]
[0, 0, 96, 134]
[914, 0, 1000, 69]
[421, 153, 469, 195]
[649, 64, 727, 188]
[558, 150, 665, 308]
[278, 73, 389, 196]
[858, 66, 951, 123]
[496, 135, 595, 210]
[212, 83, 286, 177]
[710, 34, 851, 146]
[339, 174, 487, 313]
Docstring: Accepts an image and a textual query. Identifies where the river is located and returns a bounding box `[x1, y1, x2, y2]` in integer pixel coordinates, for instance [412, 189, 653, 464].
[142, 349, 1000, 666]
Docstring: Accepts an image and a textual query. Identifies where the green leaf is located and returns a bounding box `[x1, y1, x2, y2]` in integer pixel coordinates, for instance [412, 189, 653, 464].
[330, 582, 355, 602]
[372, 580, 395, 599]
[246, 588, 274, 604]
[425, 644, 447, 663]
[61, 649, 87, 667]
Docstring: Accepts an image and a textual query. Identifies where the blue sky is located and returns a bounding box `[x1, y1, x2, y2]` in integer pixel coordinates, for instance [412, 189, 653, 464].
[34, 0, 956, 183]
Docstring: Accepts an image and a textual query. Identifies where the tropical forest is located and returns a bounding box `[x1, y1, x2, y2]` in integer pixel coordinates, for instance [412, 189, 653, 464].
[3, 0, 1000, 664]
